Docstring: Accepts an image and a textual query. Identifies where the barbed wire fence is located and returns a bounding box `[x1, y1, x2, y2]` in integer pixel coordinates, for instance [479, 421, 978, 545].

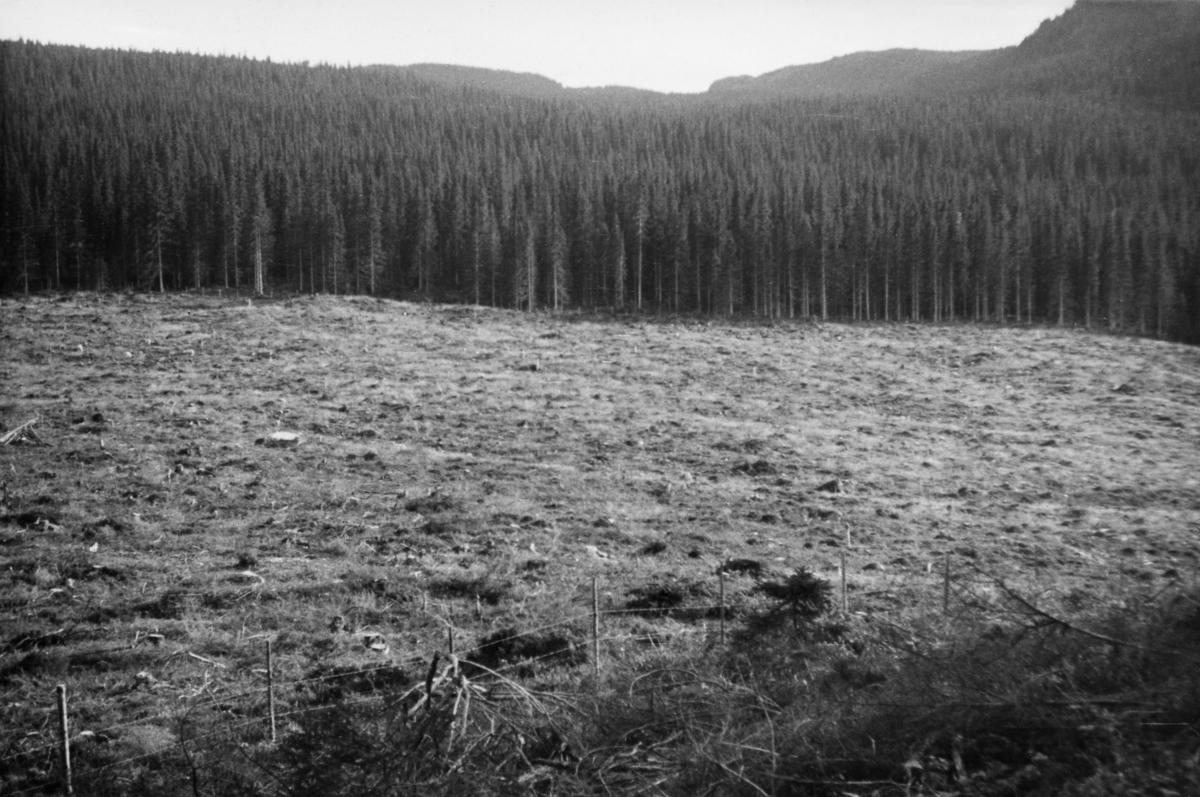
[0, 556, 1083, 795]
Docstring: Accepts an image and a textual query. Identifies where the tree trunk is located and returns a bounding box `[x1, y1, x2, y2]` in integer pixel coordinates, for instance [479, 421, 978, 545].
[820, 251, 828, 321]
[254, 236, 264, 295]
[157, 236, 165, 293]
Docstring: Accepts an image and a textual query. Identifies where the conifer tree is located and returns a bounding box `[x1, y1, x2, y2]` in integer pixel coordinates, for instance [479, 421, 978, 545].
[549, 218, 568, 312]
[611, 214, 626, 310]
[251, 177, 271, 295]
[364, 180, 383, 294]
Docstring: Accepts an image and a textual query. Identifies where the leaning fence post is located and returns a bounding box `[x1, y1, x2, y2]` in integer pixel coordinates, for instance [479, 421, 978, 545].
[266, 641, 277, 744]
[56, 684, 73, 796]
[592, 576, 601, 680]
[718, 568, 727, 647]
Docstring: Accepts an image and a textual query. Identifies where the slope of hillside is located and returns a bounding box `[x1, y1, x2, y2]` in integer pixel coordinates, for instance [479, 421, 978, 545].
[706, 0, 1200, 109]
[370, 63, 566, 96]
[708, 49, 983, 97]
[991, 0, 1200, 107]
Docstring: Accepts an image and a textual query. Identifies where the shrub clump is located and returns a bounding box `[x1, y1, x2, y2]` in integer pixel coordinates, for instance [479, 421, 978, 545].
[625, 578, 710, 617]
[465, 626, 584, 675]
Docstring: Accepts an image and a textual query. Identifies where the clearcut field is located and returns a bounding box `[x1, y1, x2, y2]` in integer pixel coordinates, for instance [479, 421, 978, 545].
[3, 293, 1198, 795]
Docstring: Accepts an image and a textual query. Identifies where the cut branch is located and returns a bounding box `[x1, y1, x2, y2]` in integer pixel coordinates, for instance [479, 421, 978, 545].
[0, 417, 43, 446]
[972, 564, 1179, 655]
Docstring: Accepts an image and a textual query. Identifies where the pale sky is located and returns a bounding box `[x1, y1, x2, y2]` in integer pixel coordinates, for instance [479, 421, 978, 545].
[1, 0, 1076, 93]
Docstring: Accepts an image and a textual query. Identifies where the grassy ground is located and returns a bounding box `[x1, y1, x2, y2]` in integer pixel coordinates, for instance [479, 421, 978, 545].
[2, 292, 1198, 795]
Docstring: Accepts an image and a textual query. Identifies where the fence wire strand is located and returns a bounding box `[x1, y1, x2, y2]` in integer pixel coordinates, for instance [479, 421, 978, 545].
[3, 564, 1006, 793]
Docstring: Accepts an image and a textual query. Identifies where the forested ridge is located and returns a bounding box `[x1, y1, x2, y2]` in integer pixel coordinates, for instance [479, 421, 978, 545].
[3, 1, 1200, 341]
[717, 0, 1200, 107]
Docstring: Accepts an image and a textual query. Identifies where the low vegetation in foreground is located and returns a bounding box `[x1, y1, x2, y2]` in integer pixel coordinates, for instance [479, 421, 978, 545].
[2, 292, 1199, 795]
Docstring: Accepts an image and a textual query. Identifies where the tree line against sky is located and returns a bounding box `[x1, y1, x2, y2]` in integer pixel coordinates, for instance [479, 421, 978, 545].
[2, 40, 1198, 341]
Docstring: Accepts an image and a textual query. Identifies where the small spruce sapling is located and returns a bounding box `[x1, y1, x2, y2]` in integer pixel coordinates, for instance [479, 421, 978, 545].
[751, 568, 833, 634]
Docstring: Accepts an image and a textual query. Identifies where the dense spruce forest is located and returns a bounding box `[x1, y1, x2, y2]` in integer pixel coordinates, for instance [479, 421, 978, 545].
[3, 1, 1200, 341]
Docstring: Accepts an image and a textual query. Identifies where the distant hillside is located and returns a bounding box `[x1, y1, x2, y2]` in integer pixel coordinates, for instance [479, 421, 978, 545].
[708, 49, 982, 97]
[342, 1, 1200, 109]
[367, 64, 687, 104]
[373, 63, 565, 97]
[981, 0, 1200, 107]
[706, 0, 1200, 110]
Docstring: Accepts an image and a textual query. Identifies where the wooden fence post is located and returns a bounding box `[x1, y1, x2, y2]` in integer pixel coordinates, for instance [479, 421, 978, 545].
[718, 569, 726, 647]
[56, 684, 73, 796]
[592, 576, 601, 680]
[943, 553, 951, 615]
[266, 641, 277, 743]
[840, 549, 849, 613]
